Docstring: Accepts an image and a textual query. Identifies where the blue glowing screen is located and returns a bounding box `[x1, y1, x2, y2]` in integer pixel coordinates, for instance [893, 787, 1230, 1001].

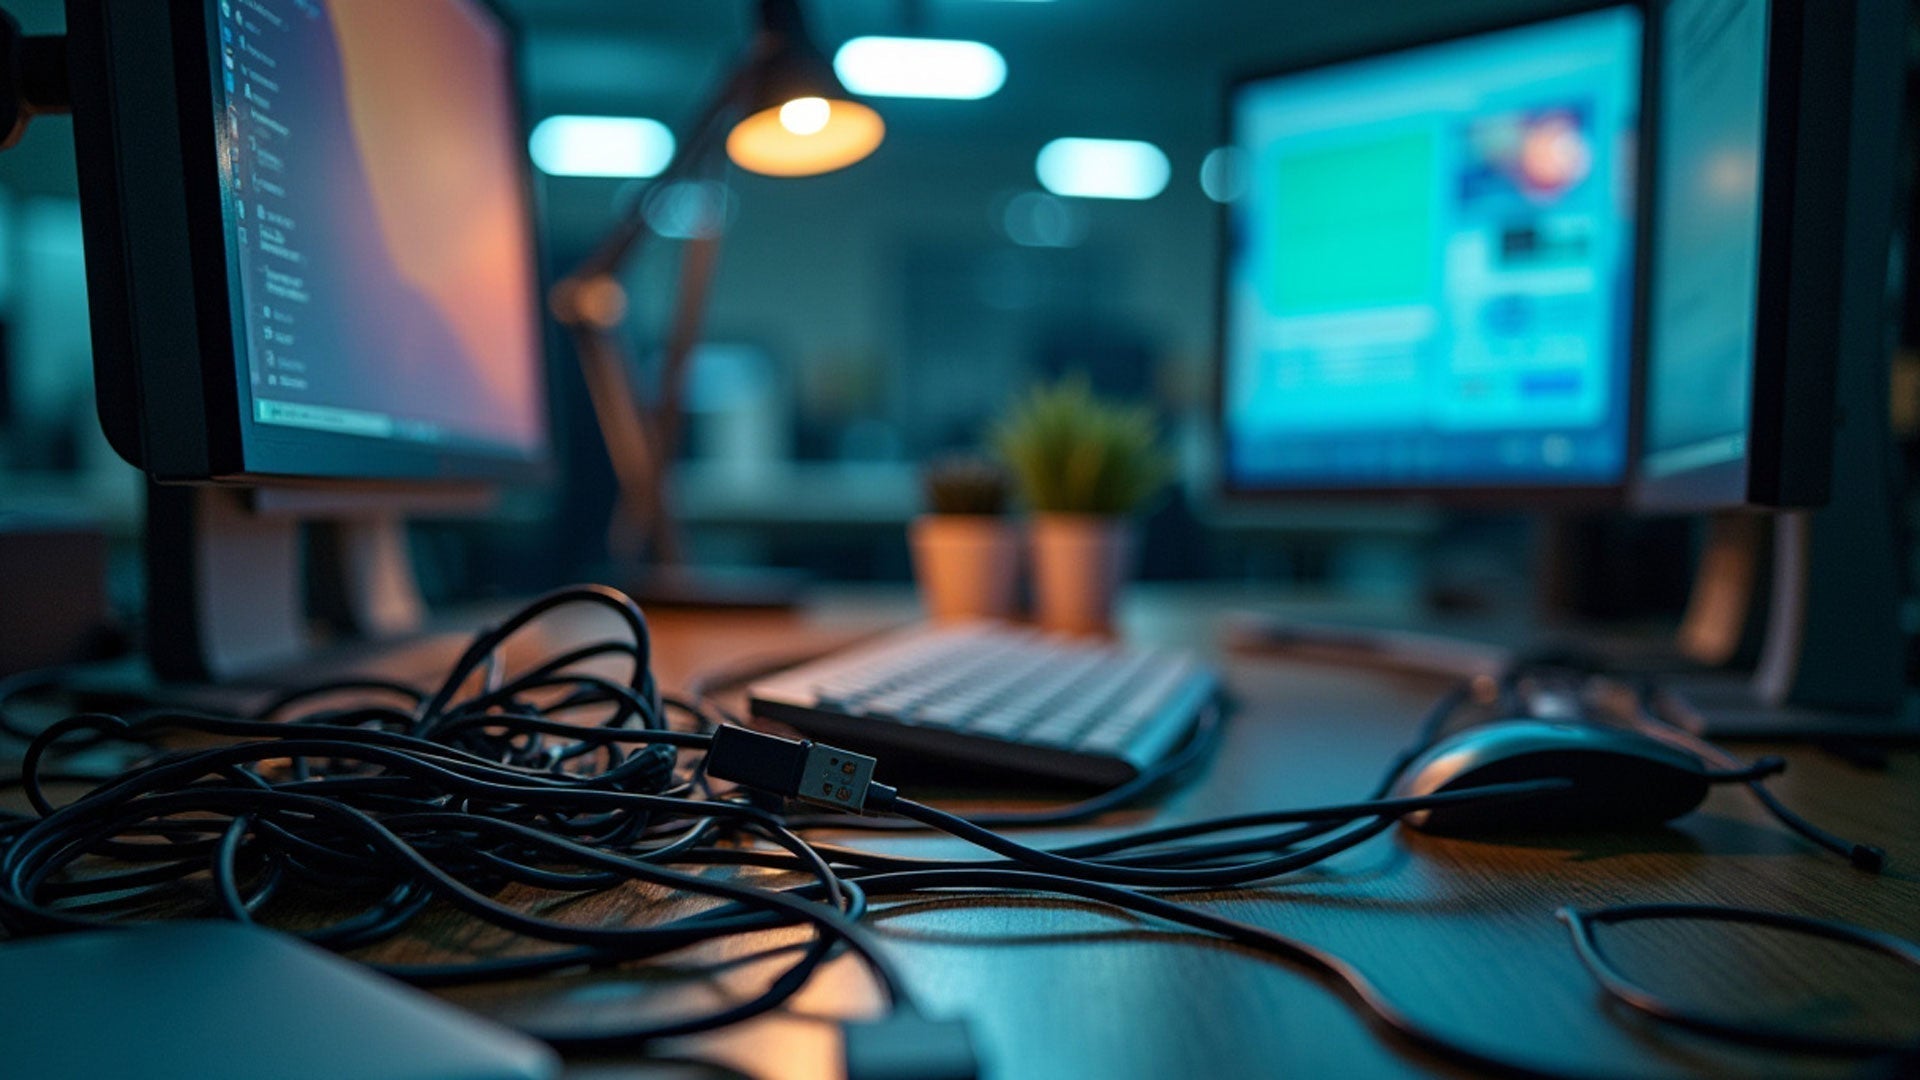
[1221, 7, 1643, 492]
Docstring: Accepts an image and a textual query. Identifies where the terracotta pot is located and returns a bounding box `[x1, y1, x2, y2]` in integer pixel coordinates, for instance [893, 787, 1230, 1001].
[910, 515, 1020, 623]
[1029, 514, 1135, 635]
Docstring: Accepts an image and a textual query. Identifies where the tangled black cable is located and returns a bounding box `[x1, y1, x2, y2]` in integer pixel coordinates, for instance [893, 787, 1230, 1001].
[0, 586, 919, 1046]
[0, 584, 1524, 1051]
[0, 587, 1913, 1077]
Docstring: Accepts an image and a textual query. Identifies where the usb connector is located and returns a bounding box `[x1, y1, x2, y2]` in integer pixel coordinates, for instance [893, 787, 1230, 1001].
[705, 724, 891, 813]
[796, 740, 877, 811]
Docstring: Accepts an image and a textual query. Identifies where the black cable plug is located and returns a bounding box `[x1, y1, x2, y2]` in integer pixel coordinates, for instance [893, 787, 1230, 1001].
[843, 1010, 981, 1080]
[1850, 843, 1887, 873]
[705, 724, 892, 813]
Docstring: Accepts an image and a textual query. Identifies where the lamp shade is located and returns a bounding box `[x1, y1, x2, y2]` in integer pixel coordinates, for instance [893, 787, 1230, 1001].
[725, 2, 883, 177]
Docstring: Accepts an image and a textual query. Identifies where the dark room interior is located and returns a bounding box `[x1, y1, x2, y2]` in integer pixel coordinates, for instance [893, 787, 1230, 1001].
[0, 2, 1916, 1078]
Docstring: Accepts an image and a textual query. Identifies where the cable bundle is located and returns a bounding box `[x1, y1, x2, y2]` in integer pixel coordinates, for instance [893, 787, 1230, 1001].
[0, 586, 913, 1044]
[0, 586, 1910, 1078]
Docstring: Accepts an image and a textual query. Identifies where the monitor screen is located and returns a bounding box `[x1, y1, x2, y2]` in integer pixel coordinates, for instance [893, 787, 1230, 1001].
[210, 0, 546, 475]
[1641, 0, 1768, 487]
[1219, 7, 1644, 495]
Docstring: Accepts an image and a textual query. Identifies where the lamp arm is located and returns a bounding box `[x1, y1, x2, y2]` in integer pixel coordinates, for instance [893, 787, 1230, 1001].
[557, 58, 754, 291]
[549, 29, 761, 568]
[566, 320, 667, 564]
[549, 0, 818, 568]
[642, 230, 724, 566]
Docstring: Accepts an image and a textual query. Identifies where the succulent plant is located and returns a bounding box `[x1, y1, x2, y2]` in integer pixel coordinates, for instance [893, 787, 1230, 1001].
[993, 377, 1171, 516]
[922, 455, 1012, 516]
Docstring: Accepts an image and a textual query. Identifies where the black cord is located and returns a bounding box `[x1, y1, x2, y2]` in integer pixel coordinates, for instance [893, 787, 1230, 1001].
[1629, 682, 1888, 871]
[775, 656, 1913, 1074]
[1560, 903, 1920, 1059]
[779, 699, 1230, 832]
[873, 783, 1570, 888]
[0, 585, 911, 1051]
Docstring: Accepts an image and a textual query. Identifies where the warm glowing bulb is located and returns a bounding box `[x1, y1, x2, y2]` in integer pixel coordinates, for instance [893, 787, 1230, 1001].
[779, 97, 832, 136]
[729, 99, 885, 177]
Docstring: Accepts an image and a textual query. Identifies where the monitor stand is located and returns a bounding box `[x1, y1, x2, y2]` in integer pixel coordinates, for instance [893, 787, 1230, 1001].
[1662, 503, 1920, 743]
[1673, 514, 1771, 671]
[101, 483, 506, 716]
[1666, 15, 1914, 740]
[1219, 517, 1695, 684]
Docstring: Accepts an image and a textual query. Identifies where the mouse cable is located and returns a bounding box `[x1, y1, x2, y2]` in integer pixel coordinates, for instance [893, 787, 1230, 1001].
[746, 675, 1497, 884]
[1427, 656, 1886, 874]
[704, 672, 1553, 888]
[693, 781, 1581, 884]
[775, 670, 1469, 839]
[1623, 680, 1888, 872]
[702, 723, 1577, 888]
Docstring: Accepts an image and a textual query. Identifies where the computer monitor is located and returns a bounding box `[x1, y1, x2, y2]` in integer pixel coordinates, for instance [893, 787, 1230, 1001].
[1217, 5, 1646, 501]
[1637, 0, 1892, 511]
[64, 0, 549, 682]
[1636, 0, 1909, 727]
[73, 0, 546, 485]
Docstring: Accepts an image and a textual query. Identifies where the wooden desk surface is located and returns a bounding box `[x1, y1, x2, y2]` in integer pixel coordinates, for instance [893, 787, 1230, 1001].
[427, 588, 1920, 1080]
[12, 587, 1920, 1079]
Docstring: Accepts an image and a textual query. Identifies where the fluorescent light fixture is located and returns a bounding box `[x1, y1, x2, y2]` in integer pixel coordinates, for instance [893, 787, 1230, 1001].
[529, 115, 675, 178]
[1035, 137, 1170, 200]
[834, 36, 1007, 100]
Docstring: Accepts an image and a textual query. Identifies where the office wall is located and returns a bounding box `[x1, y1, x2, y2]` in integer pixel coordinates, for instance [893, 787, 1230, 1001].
[527, 0, 1582, 459]
[0, 0, 1590, 594]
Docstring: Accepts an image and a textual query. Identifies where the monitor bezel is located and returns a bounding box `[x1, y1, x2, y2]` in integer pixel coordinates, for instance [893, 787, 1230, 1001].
[1633, 0, 1835, 512]
[1209, 1, 1653, 508]
[75, 0, 552, 488]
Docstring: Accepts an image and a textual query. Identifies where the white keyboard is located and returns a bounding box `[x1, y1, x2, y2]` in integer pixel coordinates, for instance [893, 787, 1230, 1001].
[747, 624, 1218, 786]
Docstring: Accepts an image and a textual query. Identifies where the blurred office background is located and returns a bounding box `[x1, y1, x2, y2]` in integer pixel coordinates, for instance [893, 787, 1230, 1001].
[0, 0, 1914, 636]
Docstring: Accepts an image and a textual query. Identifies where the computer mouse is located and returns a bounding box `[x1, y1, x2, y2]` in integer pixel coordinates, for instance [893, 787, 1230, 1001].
[1393, 719, 1710, 836]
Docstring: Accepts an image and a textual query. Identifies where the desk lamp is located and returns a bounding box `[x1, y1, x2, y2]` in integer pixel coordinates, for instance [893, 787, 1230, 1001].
[550, 0, 883, 606]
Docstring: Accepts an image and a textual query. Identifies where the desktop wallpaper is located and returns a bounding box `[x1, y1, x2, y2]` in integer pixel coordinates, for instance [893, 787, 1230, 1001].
[216, 0, 546, 465]
[1222, 6, 1643, 490]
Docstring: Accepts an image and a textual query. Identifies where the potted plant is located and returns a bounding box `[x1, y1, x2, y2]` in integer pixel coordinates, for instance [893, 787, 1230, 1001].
[995, 379, 1171, 635]
[910, 456, 1020, 623]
